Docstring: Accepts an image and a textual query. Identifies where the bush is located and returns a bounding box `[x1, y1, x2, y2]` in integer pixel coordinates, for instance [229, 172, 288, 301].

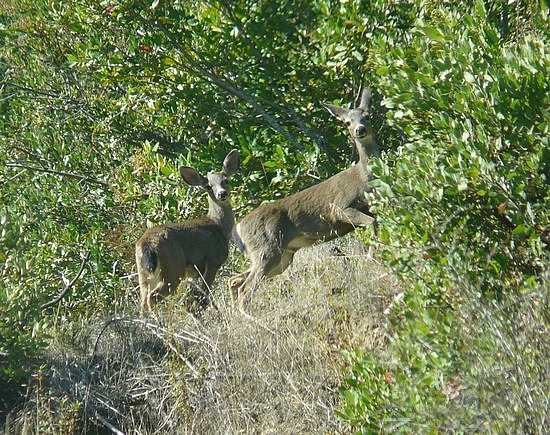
[2, 0, 549, 431]
[339, 1, 549, 431]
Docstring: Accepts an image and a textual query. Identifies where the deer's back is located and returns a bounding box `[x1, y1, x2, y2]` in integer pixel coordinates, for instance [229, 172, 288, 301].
[137, 217, 230, 266]
[238, 166, 372, 246]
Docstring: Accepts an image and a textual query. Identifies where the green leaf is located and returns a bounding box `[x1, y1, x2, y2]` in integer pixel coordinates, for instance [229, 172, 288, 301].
[422, 26, 444, 41]
[376, 66, 390, 76]
[464, 71, 476, 83]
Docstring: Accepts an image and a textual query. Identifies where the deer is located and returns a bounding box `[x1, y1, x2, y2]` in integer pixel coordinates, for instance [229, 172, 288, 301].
[136, 149, 240, 316]
[229, 88, 380, 306]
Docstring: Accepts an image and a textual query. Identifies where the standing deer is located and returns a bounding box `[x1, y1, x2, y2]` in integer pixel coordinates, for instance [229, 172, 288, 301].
[136, 149, 240, 315]
[229, 88, 379, 305]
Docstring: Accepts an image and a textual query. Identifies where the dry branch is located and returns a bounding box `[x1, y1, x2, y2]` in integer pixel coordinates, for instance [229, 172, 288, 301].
[40, 250, 91, 310]
[6, 162, 109, 187]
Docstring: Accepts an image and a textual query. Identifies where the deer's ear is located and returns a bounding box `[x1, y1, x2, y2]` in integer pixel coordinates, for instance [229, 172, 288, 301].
[180, 166, 207, 186]
[321, 101, 349, 121]
[223, 149, 240, 176]
[359, 88, 372, 111]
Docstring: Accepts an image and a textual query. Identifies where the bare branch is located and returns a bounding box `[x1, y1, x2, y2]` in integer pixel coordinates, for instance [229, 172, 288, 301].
[92, 316, 205, 378]
[2, 81, 67, 100]
[93, 414, 125, 435]
[40, 250, 91, 310]
[6, 162, 109, 187]
[129, 11, 305, 152]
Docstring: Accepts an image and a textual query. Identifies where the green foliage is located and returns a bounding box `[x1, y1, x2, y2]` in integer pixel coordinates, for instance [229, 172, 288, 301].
[47, 0, 369, 197]
[337, 349, 393, 432]
[1, 0, 549, 431]
[372, 2, 548, 297]
[340, 1, 550, 432]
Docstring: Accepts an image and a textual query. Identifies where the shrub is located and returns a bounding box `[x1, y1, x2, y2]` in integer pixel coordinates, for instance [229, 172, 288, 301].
[340, 1, 549, 431]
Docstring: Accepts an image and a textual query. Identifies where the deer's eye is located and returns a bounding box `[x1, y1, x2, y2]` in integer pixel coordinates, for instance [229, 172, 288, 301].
[345, 120, 352, 126]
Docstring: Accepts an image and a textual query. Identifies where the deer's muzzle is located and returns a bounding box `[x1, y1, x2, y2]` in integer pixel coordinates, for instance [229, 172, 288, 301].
[217, 191, 229, 201]
[355, 125, 368, 138]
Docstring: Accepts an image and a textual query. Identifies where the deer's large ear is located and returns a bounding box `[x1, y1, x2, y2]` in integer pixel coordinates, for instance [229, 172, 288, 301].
[359, 88, 372, 111]
[180, 166, 207, 187]
[321, 101, 350, 122]
[222, 149, 240, 177]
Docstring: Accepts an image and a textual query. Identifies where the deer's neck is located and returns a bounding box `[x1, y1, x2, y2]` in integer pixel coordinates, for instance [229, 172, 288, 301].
[207, 198, 235, 239]
[355, 133, 380, 162]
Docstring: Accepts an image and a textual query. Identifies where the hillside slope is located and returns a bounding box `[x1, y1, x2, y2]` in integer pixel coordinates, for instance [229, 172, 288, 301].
[4, 237, 394, 433]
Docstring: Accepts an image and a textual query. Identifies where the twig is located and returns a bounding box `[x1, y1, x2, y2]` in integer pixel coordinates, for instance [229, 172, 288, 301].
[136, 321, 201, 378]
[94, 413, 125, 435]
[91, 317, 206, 378]
[40, 251, 91, 310]
[6, 162, 109, 187]
[237, 305, 277, 335]
[2, 81, 71, 100]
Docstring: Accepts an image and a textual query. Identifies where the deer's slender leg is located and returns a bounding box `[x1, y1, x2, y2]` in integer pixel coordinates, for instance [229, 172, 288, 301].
[237, 248, 282, 302]
[228, 270, 249, 301]
[340, 207, 376, 228]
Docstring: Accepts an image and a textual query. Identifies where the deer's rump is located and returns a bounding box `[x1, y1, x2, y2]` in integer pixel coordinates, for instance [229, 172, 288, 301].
[139, 242, 158, 273]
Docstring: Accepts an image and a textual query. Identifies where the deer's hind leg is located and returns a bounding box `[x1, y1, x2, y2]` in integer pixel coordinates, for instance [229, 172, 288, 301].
[229, 270, 249, 302]
[236, 247, 290, 307]
[193, 261, 222, 310]
[140, 278, 168, 317]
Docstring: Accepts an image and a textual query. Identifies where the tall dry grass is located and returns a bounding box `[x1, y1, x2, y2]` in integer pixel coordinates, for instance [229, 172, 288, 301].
[4, 237, 396, 434]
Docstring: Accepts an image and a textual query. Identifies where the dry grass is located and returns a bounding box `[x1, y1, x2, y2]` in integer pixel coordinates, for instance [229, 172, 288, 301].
[4, 237, 396, 434]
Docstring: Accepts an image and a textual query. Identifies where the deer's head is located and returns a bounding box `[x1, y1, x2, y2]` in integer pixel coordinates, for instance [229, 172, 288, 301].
[179, 149, 240, 204]
[321, 88, 374, 145]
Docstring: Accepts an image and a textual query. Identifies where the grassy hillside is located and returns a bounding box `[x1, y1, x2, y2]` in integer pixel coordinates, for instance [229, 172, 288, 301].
[4, 238, 393, 433]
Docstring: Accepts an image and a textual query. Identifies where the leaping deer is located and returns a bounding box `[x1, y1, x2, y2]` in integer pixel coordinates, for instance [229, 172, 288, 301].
[229, 88, 380, 305]
[136, 149, 240, 315]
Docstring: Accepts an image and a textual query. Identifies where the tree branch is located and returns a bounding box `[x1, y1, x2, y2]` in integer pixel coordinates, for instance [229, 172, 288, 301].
[129, 11, 305, 152]
[6, 162, 109, 187]
[2, 81, 63, 99]
[213, 1, 329, 154]
[40, 250, 91, 310]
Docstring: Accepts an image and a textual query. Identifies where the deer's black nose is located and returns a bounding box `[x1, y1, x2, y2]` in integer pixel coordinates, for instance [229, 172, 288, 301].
[355, 125, 368, 138]
[217, 191, 229, 201]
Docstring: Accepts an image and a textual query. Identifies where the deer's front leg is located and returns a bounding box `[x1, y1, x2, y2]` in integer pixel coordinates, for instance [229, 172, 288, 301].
[228, 271, 249, 302]
[340, 207, 376, 229]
